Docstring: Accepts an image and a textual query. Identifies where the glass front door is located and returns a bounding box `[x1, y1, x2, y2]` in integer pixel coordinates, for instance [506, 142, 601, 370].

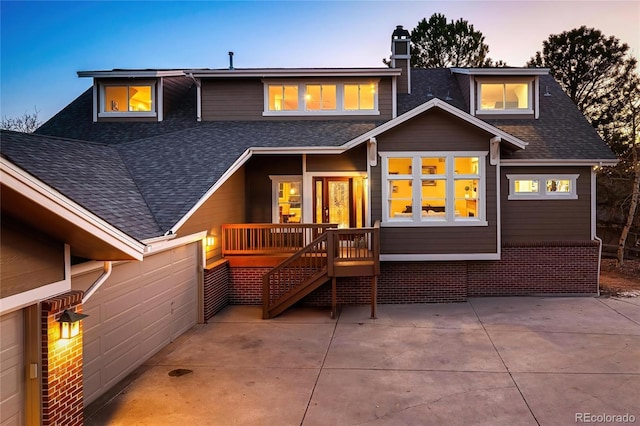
[313, 177, 365, 228]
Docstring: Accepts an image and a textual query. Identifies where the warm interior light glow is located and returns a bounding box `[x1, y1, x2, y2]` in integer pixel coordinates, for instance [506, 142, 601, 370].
[206, 236, 215, 246]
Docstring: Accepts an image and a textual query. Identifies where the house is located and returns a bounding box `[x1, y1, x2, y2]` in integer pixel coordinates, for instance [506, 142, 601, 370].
[1, 25, 617, 424]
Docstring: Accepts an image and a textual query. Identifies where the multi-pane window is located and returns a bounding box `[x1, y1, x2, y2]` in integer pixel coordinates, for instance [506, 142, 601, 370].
[103, 84, 154, 113]
[382, 152, 486, 225]
[479, 82, 531, 111]
[507, 174, 578, 200]
[305, 84, 336, 110]
[265, 82, 378, 115]
[344, 83, 375, 110]
[268, 85, 299, 111]
[271, 177, 302, 223]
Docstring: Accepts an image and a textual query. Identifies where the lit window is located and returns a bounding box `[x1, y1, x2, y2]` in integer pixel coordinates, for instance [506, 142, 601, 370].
[478, 82, 531, 112]
[382, 153, 486, 226]
[103, 84, 154, 113]
[268, 85, 298, 111]
[263, 81, 379, 115]
[305, 84, 336, 110]
[507, 174, 578, 200]
[344, 83, 375, 110]
[271, 177, 302, 223]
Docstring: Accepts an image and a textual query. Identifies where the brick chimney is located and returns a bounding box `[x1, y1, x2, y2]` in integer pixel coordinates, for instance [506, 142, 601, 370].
[391, 25, 411, 94]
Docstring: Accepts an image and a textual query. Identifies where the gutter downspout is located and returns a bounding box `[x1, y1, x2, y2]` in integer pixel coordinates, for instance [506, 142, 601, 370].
[82, 261, 112, 303]
[594, 236, 603, 296]
[187, 72, 202, 122]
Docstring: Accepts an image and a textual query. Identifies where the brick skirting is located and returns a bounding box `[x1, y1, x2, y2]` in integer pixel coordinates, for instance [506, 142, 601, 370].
[204, 260, 230, 320]
[209, 241, 600, 312]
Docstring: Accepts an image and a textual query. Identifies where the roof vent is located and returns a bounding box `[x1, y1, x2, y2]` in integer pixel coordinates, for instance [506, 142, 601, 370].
[445, 90, 453, 101]
[543, 86, 551, 97]
[228, 51, 234, 70]
[427, 86, 433, 97]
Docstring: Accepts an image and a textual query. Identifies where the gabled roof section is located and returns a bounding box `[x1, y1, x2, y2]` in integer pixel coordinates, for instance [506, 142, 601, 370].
[1, 131, 162, 240]
[185, 67, 402, 78]
[116, 120, 378, 233]
[1, 156, 144, 260]
[344, 97, 528, 151]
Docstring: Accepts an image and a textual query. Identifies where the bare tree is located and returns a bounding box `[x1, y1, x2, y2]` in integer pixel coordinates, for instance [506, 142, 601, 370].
[1, 108, 42, 133]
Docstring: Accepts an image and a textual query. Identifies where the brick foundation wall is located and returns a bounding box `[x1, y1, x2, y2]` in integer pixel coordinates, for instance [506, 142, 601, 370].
[468, 241, 600, 296]
[40, 290, 85, 426]
[225, 242, 600, 306]
[204, 260, 230, 320]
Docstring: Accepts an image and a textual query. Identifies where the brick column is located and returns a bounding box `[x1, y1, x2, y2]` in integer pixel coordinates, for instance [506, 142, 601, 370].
[40, 290, 85, 426]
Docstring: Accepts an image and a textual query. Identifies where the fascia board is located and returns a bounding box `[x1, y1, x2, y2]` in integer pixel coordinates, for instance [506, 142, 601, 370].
[77, 70, 185, 78]
[343, 98, 528, 150]
[501, 159, 619, 167]
[1, 158, 145, 260]
[451, 68, 550, 76]
[186, 68, 402, 78]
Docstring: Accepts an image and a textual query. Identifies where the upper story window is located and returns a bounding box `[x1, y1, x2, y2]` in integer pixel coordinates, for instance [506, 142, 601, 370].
[100, 83, 156, 117]
[264, 81, 379, 116]
[477, 79, 533, 115]
[507, 174, 579, 200]
[381, 152, 487, 227]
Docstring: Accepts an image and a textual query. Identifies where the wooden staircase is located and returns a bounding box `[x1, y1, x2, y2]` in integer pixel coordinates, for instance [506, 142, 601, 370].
[262, 222, 380, 319]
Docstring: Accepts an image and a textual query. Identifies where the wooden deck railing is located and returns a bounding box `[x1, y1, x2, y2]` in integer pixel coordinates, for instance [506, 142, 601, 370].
[259, 221, 380, 319]
[262, 232, 331, 318]
[222, 223, 337, 255]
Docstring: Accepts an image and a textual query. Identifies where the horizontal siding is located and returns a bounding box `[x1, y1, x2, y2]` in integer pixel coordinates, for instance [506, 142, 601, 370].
[162, 76, 192, 116]
[371, 109, 498, 255]
[201, 77, 393, 121]
[501, 166, 592, 243]
[245, 155, 303, 223]
[306, 145, 367, 172]
[0, 217, 64, 298]
[377, 109, 492, 151]
[177, 168, 246, 262]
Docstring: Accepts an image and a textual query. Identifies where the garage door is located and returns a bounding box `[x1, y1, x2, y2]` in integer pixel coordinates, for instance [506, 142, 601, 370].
[75, 242, 199, 405]
[1, 310, 23, 426]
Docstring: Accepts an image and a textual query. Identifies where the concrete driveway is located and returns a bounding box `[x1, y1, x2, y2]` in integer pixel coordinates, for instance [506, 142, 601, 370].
[85, 297, 640, 425]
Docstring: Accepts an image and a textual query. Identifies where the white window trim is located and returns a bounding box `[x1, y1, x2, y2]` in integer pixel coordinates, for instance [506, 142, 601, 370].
[270, 175, 303, 223]
[98, 82, 157, 118]
[507, 174, 579, 200]
[476, 78, 534, 115]
[262, 80, 380, 116]
[380, 151, 488, 227]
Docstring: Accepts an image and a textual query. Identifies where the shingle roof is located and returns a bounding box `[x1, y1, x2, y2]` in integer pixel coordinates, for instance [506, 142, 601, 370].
[11, 66, 616, 241]
[400, 69, 616, 161]
[116, 120, 378, 231]
[36, 77, 198, 144]
[1, 131, 162, 240]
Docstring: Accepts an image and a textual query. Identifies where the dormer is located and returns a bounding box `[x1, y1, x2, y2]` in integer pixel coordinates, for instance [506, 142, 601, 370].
[186, 68, 401, 121]
[77, 69, 186, 122]
[451, 68, 550, 119]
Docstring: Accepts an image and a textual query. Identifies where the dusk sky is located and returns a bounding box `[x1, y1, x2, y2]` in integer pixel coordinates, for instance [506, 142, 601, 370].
[1, 1, 638, 123]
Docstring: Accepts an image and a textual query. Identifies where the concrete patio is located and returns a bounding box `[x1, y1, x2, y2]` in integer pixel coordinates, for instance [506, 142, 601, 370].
[85, 297, 640, 425]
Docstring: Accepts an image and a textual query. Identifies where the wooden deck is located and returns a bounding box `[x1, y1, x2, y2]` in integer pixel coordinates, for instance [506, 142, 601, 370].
[222, 222, 380, 318]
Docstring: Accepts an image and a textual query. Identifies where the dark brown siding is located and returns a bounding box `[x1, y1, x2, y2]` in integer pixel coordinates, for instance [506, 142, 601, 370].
[0, 216, 65, 298]
[371, 109, 499, 255]
[162, 76, 192, 116]
[201, 79, 264, 121]
[245, 155, 303, 223]
[177, 168, 246, 262]
[501, 166, 592, 243]
[306, 145, 367, 172]
[455, 73, 471, 113]
[200, 77, 393, 121]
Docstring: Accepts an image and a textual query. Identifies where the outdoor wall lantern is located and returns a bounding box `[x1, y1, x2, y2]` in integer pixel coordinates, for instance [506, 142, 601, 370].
[206, 236, 215, 247]
[58, 309, 88, 339]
